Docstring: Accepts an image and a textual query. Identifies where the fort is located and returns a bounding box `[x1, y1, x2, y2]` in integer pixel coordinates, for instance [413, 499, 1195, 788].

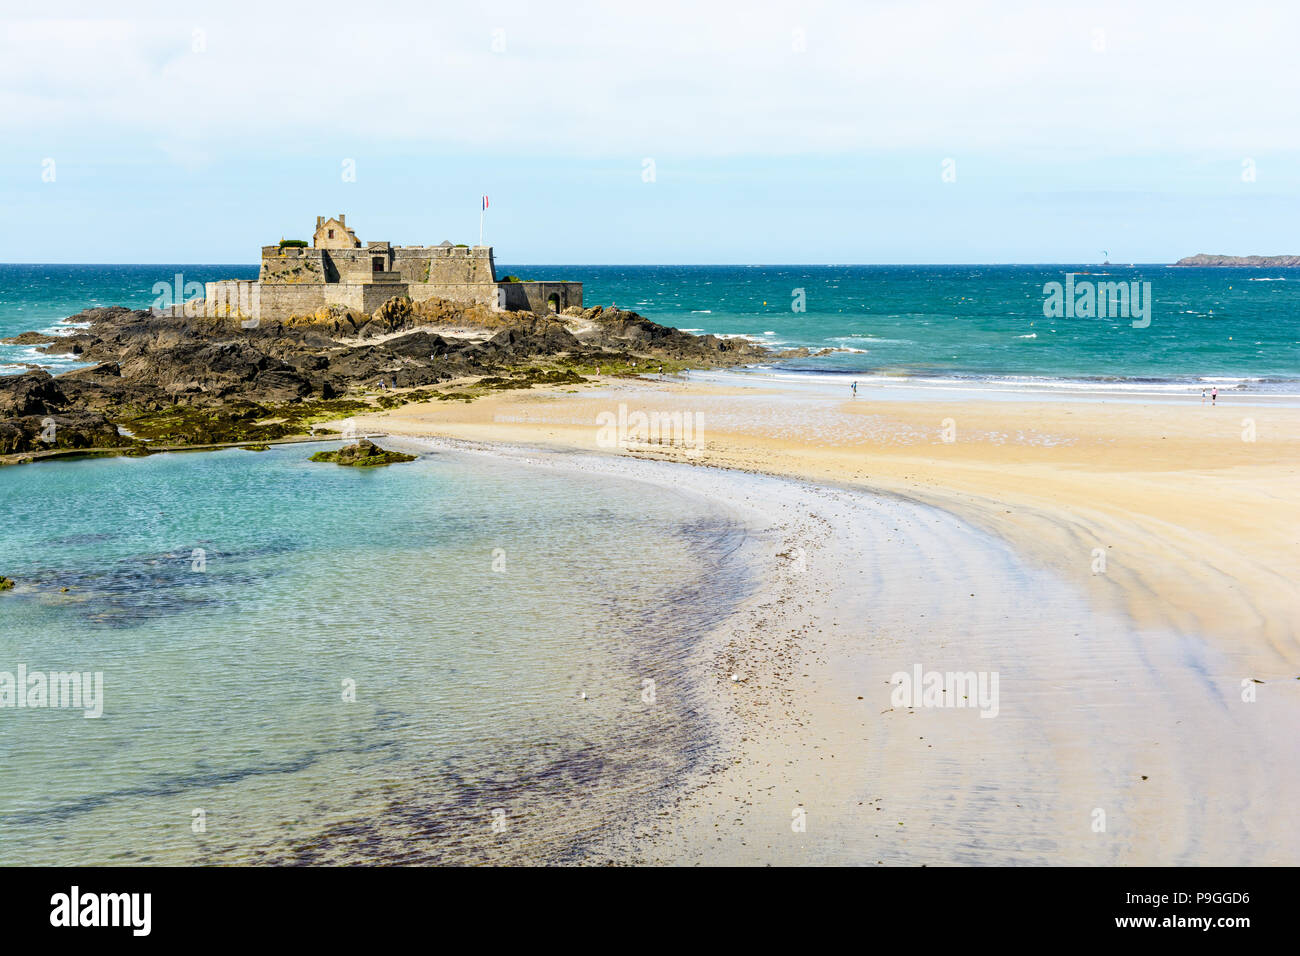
[205, 215, 582, 322]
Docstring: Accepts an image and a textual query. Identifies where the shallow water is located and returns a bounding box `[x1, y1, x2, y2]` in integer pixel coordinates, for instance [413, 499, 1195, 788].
[0, 443, 753, 864]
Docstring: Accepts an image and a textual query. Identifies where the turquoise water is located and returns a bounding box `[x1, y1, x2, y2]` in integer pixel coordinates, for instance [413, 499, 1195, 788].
[3, 263, 1298, 388]
[0, 443, 752, 864]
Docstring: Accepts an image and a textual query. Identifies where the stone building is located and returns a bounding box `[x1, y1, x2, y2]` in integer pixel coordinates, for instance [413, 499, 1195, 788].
[205, 215, 582, 322]
[313, 215, 360, 249]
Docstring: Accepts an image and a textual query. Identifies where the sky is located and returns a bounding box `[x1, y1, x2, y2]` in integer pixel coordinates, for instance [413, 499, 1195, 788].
[3, 0, 1300, 264]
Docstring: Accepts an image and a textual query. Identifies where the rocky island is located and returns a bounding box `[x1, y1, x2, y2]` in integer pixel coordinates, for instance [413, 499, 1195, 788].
[0, 214, 782, 465]
[309, 439, 416, 466]
[1174, 253, 1300, 267]
[0, 295, 767, 465]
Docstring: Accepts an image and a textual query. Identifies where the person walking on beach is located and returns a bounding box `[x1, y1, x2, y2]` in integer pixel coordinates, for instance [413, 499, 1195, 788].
[1201, 389, 1207, 404]
[1211, 387, 1218, 405]
[851, 380, 858, 398]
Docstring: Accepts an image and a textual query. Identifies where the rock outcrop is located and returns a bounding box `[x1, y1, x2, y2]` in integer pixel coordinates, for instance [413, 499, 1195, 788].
[1174, 254, 1300, 267]
[1, 295, 769, 461]
[1, 331, 59, 345]
[0, 370, 123, 455]
[309, 439, 416, 466]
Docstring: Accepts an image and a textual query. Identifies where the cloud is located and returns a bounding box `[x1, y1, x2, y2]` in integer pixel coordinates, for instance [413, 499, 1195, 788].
[3, 0, 1300, 164]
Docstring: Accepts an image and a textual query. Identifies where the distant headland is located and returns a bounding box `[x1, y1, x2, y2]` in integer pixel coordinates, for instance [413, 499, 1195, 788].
[1174, 253, 1300, 267]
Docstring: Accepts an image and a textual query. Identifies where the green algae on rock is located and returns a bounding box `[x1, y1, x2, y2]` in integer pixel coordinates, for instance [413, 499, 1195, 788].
[1, 295, 767, 464]
[309, 439, 416, 467]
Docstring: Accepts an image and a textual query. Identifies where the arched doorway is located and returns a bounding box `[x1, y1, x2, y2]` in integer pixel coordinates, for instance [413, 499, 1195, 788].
[547, 293, 560, 313]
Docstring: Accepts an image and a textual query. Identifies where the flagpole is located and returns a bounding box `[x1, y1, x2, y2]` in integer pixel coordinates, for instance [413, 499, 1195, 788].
[479, 205, 483, 247]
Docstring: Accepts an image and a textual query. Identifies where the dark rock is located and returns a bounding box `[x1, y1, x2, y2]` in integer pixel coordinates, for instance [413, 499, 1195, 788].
[383, 331, 453, 359]
[1, 331, 58, 345]
[252, 368, 313, 403]
[2, 293, 772, 465]
[0, 370, 67, 417]
[1174, 253, 1300, 267]
[0, 412, 122, 455]
[309, 439, 416, 467]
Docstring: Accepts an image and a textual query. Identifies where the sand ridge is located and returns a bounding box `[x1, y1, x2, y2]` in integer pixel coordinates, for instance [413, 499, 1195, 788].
[346, 376, 1300, 864]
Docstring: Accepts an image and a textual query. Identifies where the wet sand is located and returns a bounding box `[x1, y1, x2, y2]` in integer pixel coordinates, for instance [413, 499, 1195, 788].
[352, 375, 1300, 864]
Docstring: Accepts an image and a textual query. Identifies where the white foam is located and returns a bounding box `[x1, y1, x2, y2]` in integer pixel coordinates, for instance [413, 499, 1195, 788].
[835, 335, 914, 344]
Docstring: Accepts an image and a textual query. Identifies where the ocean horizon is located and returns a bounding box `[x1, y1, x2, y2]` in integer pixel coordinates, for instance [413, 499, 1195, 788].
[4, 263, 1297, 391]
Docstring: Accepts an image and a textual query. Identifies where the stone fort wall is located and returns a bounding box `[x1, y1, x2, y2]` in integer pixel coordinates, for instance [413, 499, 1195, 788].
[205, 277, 583, 321]
[206, 236, 582, 320]
[498, 281, 584, 314]
[260, 244, 498, 286]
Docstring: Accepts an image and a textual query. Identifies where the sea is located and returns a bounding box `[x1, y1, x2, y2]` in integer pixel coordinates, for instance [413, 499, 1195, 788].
[2, 263, 1298, 863]
[0, 442, 753, 863]
[3, 263, 1299, 393]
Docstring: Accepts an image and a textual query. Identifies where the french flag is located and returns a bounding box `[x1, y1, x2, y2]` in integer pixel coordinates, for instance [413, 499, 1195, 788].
[482, 195, 489, 210]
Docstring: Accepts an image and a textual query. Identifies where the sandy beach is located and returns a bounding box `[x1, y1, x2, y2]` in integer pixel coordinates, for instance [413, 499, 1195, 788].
[350, 374, 1300, 865]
